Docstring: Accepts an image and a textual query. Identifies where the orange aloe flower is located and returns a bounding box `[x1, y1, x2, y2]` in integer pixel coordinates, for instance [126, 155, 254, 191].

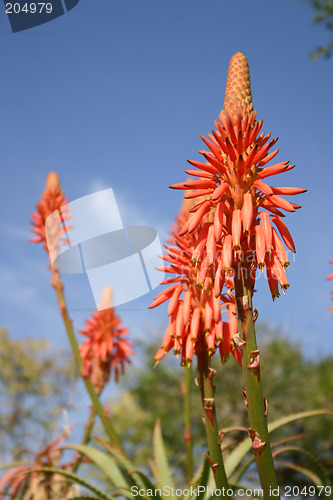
[79, 287, 133, 393]
[0, 431, 78, 500]
[150, 196, 241, 366]
[327, 260, 333, 312]
[170, 52, 305, 300]
[30, 172, 69, 254]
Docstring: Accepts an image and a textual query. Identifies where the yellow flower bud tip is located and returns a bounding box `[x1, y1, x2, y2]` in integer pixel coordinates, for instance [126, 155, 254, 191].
[45, 172, 61, 192]
[98, 286, 113, 310]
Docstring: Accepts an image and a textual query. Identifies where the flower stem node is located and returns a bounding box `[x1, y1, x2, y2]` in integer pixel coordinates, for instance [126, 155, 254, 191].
[241, 390, 248, 407]
[205, 453, 219, 472]
[264, 398, 268, 417]
[247, 349, 260, 382]
[203, 398, 216, 427]
[248, 428, 267, 456]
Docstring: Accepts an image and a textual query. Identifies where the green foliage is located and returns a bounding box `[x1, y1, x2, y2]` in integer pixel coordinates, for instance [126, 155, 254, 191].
[305, 0, 333, 58]
[0, 329, 78, 462]
[110, 327, 333, 487]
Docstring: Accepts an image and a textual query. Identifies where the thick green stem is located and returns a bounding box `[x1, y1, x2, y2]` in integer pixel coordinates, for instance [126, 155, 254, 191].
[233, 264, 280, 499]
[52, 269, 125, 454]
[197, 349, 229, 493]
[183, 364, 193, 481]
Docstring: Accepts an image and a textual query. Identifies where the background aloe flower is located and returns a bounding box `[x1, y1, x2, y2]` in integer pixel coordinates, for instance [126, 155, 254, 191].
[327, 260, 333, 312]
[150, 195, 241, 366]
[0, 431, 78, 500]
[79, 287, 133, 394]
[170, 52, 306, 300]
[30, 172, 69, 254]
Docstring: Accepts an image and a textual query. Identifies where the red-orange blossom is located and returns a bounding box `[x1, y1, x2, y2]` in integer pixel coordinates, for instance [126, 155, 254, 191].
[150, 52, 305, 366]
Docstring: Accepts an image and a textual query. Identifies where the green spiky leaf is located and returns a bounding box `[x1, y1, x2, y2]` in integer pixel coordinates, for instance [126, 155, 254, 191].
[95, 436, 148, 492]
[225, 409, 333, 477]
[273, 446, 332, 487]
[65, 444, 129, 489]
[19, 467, 114, 500]
[152, 419, 175, 496]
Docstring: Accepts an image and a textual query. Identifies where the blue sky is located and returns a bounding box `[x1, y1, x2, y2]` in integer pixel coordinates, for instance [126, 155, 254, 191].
[0, 0, 332, 363]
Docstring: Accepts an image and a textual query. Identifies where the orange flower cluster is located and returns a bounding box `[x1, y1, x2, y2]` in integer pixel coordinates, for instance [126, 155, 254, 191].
[30, 172, 69, 253]
[0, 431, 77, 500]
[150, 52, 304, 367]
[170, 52, 305, 300]
[150, 199, 241, 366]
[327, 260, 333, 313]
[79, 287, 133, 393]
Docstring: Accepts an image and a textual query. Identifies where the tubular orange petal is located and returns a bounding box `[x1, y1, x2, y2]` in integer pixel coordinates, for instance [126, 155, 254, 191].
[184, 188, 214, 199]
[271, 187, 307, 195]
[212, 293, 221, 322]
[212, 182, 229, 200]
[253, 140, 277, 165]
[260, 211, 273, 253]
[170, 182, 188, 190]
[192, 222, 210, 263]
[183, 290, 192, 324]
[214, 318, 223, 344]
[272, 216, 296, 253]
[255, 225, 266, 268]
[189, 307, 201, 342]
[184, 179, 216, 190]
[258, 161, 289, 179]
[187, 200, 211, 233]
[206, 223, 216, 265]
[253, 179, 274, 196]
[270, 195, 295, 212]
[214, 201, 225, 241]
[202, 152, 227, 174]
[272, 227, 290, 267]
[206, 330, 216, 355]
[222, 234, 233, 271]
[244, 144, 258, 169]
[242, 192, 253, 232]
[232, 209, 242, 248]
[175, 302, 185, 338]
[184, 169, 215, 179]
[204, 299, 213, 332]
[257, 147, 279, 166]
[213, 260, 225, 298]
[187, 159, 218, 175]
[200, 134, 222, 160]
[168, 284, 183, 316]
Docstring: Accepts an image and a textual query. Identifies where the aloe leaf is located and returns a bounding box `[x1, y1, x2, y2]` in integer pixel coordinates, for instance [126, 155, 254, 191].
[273, 445, 332, 486]
[127, 470, 162, 500]
[0, 461, 31, 471]
[95, 436, 147, 491]
[152, 419, 175, 495]
[182, 456, 210, 500]
[69, 497, 100, 499]
[276, 459, 323, 486]
[225, 409, 333, 477]
[19, 467, 115, 500]
[65, 444, 129, 489]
